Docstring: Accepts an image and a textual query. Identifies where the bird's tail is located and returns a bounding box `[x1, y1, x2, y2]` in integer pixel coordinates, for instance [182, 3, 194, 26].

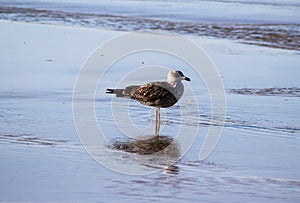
[106, 88, 125, 97]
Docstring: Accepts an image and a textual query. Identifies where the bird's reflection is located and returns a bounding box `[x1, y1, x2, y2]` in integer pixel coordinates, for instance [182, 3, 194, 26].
[111, 135, 175, 155]
[163, 165, 180, 175]
[110, 135, 181, 173]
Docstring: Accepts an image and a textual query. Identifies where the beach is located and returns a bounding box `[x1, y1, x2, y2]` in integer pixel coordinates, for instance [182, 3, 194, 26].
[0, 1, 300, 202]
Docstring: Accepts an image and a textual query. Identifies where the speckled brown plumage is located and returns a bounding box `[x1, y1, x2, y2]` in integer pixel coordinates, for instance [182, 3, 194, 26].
[107, 82, 178, 108]
[106, 70, 190, 109]
[130, 82, 178, 108]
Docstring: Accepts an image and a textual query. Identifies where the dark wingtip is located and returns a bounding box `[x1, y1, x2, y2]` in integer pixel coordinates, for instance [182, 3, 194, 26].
[106, 89, 114, 94]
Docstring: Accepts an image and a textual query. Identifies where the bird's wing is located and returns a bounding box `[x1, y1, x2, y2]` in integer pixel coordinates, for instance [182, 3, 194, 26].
[123, 85, 141, 96]
[131, 82, 177, 108]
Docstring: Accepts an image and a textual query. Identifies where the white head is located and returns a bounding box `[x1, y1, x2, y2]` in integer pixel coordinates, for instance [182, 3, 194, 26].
[167, 70, 191, 84]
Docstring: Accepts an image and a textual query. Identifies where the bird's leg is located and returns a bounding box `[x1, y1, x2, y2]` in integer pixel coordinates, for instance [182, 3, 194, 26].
[157, 107, 160, 134]
[155, 108, 160, 139]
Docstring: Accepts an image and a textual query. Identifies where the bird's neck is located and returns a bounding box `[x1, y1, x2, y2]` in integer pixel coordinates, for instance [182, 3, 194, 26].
[167, 79, 181, 87]
[167, 79, 184, 100]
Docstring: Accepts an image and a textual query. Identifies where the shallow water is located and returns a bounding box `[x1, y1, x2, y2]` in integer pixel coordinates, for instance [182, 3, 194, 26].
[1, 88, 300, 202]
[0, 13, 300, 203]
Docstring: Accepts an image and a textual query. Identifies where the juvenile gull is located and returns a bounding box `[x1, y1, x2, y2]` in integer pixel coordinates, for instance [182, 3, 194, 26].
[106, 70, 191, 137]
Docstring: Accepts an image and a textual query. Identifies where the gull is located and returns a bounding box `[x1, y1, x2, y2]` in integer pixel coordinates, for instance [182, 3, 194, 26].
[106, 70, 191, 138]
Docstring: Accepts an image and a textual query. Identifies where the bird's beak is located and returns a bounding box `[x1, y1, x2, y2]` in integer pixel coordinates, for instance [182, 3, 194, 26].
[183, 76, 191, 81]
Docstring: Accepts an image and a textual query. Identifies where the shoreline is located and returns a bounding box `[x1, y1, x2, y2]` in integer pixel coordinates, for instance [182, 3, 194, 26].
[1, 18, 299, 89]
[1, 6, 300, 51]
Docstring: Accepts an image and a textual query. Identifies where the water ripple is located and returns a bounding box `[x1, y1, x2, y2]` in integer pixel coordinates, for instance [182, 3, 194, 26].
[229, 87, 300, 97]
[0, 133, 69, 146]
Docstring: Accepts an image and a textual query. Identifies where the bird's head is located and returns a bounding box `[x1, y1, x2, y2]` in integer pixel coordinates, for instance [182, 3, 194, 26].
[167, 70, 191, 84]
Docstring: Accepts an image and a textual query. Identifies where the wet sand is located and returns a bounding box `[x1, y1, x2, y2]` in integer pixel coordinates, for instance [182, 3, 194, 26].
[0, 20, 300, 202]
[0, 6, 300, 51]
